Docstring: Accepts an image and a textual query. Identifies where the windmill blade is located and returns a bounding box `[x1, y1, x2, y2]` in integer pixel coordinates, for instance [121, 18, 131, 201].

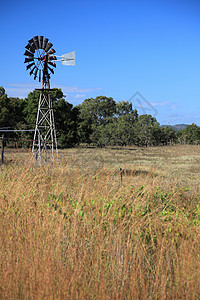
[42, 37, 49, 50]
[28, 38, 34, 44]
[61, 51, 76, 65]
[38, 36, 44, 49]
[29, 42, 36, 53]
[48, 48, 56, 55]
[30, 65, 36, 75]
[49, 55, 57, 61]
[48, 61, 56, 68]
[25, 44, 34, 53]
[24, 50, 34, 57]
[47, 66, 54, 74]
[26, 62, 35, 70]
[24, 57, 34, 63]
[39, 70, 41, 82]
[34, 68, 38, 80]
[33, 36, 39, 49]
[45, 42, 53, 52]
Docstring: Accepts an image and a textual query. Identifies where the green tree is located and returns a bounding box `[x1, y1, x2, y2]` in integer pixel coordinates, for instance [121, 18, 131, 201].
[177, 123, 200, 144]
[115, 100, 133, 116]
[0, 87, 25, 126]
[77, 96, 116, 144]
[135, 114, 161, 146]
[0, 87, 17, 128]
[55, 99, 79, 148]
[89, 103, 138, 147]
[161, 126, 177, 145]
[0, 87, 27, 147]
[23, 90, 41, 126]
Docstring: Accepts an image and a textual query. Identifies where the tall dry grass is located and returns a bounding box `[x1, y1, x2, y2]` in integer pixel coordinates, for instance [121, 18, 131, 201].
[0, 154, 200, 299]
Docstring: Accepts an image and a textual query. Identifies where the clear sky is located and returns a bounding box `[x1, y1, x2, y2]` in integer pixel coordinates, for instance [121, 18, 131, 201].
[1, 0, 200, 125]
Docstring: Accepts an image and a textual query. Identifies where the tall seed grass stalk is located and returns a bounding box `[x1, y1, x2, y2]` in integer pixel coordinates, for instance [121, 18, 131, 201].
[0, 156, 200, 299]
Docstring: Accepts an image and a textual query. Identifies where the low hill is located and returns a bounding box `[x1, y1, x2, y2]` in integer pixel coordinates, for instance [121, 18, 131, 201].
[161, 124, 187, 131]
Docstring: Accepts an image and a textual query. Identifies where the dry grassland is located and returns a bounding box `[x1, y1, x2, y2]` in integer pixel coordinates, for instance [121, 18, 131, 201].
[0, 145, 200, 299]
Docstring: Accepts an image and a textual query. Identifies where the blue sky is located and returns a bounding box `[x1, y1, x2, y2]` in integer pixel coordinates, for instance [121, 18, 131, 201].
[1, 0, 200, 125]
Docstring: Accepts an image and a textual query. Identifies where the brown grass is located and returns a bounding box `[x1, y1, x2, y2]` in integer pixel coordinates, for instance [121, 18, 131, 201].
[0, 145, 200, 299]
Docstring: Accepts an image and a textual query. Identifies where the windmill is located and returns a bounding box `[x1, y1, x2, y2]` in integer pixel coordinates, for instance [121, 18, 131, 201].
[24, 36, 76, 163]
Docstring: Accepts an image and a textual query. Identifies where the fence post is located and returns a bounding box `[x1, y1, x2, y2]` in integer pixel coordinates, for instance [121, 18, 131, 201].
[1, 134, 4, 163]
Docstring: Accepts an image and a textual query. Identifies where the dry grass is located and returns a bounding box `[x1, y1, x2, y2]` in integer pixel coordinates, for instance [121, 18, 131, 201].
[0, 145, 200, 299]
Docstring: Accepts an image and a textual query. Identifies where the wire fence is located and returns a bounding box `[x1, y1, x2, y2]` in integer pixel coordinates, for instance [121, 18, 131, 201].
[0, 128, 57, 163]
[0, 128, 35, 163]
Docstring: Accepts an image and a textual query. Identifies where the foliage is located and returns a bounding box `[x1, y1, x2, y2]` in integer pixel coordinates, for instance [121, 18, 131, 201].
[161, 126, 177, 145]
[134, 114, 161, 146]
[54, 98, 79, 148]
[1, 86, 200, 148]
[0, 87, 79, 148]
[178, 123, 200, 144]
[77, 96, 116, 144]
[0, 87, 25, 128]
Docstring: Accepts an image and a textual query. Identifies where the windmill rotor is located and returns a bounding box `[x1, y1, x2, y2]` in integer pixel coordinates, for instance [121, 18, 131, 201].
[48, 55, 57, 61]
[42, 37, 49, 50]
[29, 65, 37, 76]
[25, 43, 35, 53]
[24, 36, 76, 84]
[47, 66, 54, 74]
[34, 68, 38, 80]
[25, 57, 34, 63]
[24, 36, 57, 83]
[48, 48, 56, 55]
[48, 61, 56, 68]
[24, 50, 34, 57]
[26, 62, 35, 70]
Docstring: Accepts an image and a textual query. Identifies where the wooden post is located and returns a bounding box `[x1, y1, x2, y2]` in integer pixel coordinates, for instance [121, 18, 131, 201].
[1, 134, 4, 163]
[120, 168, 123, 184]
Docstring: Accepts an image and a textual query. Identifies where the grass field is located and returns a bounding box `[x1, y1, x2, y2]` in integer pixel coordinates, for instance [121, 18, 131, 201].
[0, 145, 200, 299]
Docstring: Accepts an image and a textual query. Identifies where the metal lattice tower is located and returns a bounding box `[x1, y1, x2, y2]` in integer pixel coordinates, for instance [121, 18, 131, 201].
[24, 35, 76, 163]
[32, 90, 58, 162]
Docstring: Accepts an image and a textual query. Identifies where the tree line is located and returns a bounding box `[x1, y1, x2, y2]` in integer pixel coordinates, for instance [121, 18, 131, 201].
[0, 86, 200, 148]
